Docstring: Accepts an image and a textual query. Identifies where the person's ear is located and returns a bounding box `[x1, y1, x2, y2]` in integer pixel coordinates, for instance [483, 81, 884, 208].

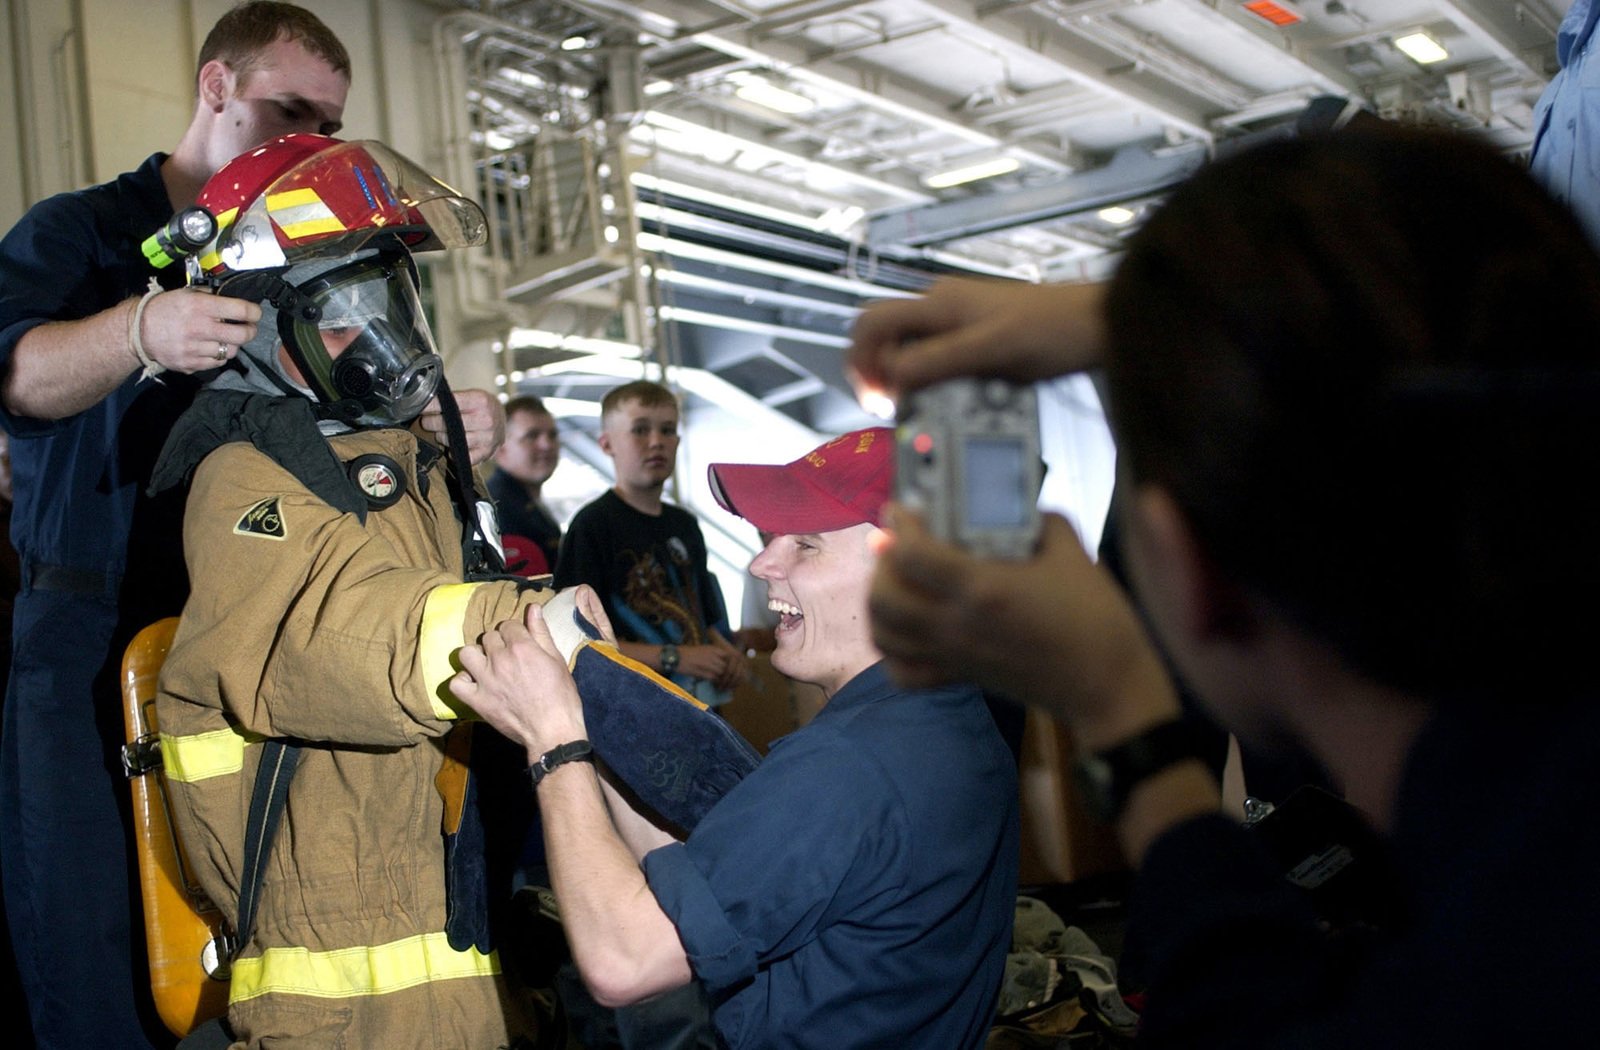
[1129, 484, 1258, 645]
[198, 59, 234, 112]
[596, 429, 613, 456]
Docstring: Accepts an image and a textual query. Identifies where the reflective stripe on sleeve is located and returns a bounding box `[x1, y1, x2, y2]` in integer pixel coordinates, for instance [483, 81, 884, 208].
[160, 726, 258, 783]
[419, 582, 482, 720]
[229, 931, 500, 1002]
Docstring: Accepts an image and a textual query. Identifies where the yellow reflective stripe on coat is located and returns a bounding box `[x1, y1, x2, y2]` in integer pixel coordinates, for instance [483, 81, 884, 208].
[160, 726, 258, 783]
[229, 932, 500, 1002]
[419, 582, 482, 719]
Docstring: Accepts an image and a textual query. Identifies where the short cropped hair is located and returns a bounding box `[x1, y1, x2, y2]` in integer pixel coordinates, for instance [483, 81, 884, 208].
[600, 380, 678, 422]
[197, 1, 350, 87]
[503, 395, 551, 419]
[1105, 124, 1600, 701]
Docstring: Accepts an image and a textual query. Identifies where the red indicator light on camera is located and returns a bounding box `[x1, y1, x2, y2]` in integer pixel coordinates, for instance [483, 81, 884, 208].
[913, 432, 934, 455]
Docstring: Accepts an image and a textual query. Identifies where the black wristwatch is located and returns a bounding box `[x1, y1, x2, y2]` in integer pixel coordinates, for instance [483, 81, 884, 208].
[1072, 719, 1211, 824]
[659, 643, 680, 675]
[528, 740, 595, 787]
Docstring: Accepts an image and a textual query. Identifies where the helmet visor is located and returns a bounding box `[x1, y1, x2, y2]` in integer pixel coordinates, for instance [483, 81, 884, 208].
[281, 252, 442, 428]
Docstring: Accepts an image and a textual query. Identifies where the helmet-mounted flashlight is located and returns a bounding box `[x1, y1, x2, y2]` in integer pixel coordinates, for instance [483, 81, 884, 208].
[142, 206, 218, 269]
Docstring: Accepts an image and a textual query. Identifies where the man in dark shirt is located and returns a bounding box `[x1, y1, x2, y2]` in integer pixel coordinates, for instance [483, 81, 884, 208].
[489, 395, 563, 575]
[0, 11, 347, 1045]
[0, 6, 501, 1045]
[853, 125, 1600, 1046]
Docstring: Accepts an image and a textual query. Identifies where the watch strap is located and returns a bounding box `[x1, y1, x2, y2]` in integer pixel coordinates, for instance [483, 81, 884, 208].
[529, 739, 595, 786]
[659, 643, 680, 675]
[1073, 719, 1212, 823]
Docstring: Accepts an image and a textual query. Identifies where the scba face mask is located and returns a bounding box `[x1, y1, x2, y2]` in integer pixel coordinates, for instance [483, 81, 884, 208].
[275, 250, 442, 429]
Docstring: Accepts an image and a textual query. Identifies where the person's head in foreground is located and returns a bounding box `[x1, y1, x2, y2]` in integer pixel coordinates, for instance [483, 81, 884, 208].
[1104, 123, 1600, 745]
[710, 427, 892, 697]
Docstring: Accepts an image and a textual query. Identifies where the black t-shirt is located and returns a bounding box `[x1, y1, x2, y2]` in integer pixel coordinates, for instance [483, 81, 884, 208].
[554, 489, 727, 651]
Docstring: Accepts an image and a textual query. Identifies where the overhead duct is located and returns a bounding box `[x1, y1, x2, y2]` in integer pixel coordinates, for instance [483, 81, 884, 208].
[866, 141, 1208, 248]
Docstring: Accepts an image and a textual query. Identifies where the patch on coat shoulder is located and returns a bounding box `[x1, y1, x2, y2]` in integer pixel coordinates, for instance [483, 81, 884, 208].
[235, 497, 287, 540]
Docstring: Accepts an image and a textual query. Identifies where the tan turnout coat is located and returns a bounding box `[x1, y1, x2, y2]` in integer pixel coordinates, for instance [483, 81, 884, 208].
[157, 426, 546, 1049]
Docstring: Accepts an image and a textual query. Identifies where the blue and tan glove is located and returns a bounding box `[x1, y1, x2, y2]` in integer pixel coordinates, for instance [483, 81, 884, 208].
[542, 588, 761, 832]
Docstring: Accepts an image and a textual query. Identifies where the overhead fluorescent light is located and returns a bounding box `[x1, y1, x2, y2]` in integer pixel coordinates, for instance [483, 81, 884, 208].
[1241, 1, 1303, 27]
[643, 79, 675, 97]
[922, 156, 1021, 189]
[535, 396, 602, 419]
[814, 205, 865, 236]
[476, 129, 517, 151]
[559, 35, 588, 51]
[535, 355, 654, 379]
[507, 328, 642, 359]
[1097, 205, 1136, 225]
[497, 68, 546, 90]
[1394, 31, 1449, 65]
[730, 73, 816, 116]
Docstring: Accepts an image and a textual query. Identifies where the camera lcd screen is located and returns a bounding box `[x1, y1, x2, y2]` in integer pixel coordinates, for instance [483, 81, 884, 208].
[964, 436, 1029, 527]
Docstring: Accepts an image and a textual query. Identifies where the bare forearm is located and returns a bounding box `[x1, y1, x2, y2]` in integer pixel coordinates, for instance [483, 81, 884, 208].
[2, 284, 262, 418]
[616, 640, 661, 670]
[1114, 760, 1222, 866]
[597, 766, 680, 861]
[538, 762, 692, 1007]
[3, 307, 141, 419]
[1054, 637, 1223, 866]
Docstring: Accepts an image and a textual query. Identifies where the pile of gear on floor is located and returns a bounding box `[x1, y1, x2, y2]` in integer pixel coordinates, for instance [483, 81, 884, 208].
[987, 896, 1140, 1049]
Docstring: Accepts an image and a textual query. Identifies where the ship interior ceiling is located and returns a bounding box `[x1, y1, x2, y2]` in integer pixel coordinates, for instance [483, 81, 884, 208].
[432, 0, 1566, 581]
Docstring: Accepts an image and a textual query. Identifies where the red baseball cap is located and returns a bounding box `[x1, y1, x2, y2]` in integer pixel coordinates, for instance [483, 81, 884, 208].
[709, 427, 893, 535]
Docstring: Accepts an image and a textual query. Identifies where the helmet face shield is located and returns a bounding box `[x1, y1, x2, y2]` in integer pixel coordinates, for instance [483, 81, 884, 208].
[278, 252, 442, 427]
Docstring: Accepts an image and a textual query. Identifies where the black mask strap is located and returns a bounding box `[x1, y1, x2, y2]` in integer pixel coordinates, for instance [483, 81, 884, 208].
[432, 374, 506, 579]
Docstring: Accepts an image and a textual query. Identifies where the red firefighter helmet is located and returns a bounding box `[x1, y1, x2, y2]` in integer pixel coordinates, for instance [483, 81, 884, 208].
[194, 134, 486, 275]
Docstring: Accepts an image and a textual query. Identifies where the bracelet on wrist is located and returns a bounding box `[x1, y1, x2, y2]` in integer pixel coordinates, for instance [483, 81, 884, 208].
[529, 739, 595, 786]
[128, 278, 167, 384]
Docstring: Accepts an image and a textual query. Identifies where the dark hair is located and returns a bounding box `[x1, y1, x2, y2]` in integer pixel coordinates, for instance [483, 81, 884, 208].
[503, 395, 551, 419]
[601, 380, 678, 420]
[1105, 124, 1600, 700]
[197, 2, 350, 87]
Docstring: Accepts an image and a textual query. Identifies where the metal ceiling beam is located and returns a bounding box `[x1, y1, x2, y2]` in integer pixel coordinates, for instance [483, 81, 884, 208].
[865, 140, 1205, 246]
[637, 109, 933, 202]
[1431, 0, 1544, 83]
[903, 0, 1216, 141]
[687, 29, 1077, 172]
[1166, 0, 1367, 100]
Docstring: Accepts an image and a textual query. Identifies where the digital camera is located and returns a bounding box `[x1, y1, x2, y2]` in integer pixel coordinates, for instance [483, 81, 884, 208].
[895, 379, 1043, 559]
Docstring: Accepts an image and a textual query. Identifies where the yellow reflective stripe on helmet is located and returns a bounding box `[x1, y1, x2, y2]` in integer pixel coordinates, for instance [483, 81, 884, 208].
[266, 187, 346, 240]
[419, 582, 483, 719]
[198, 206, 240, 272]
[229, 932, 500, 1002]
[160, 725, 260, 783]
